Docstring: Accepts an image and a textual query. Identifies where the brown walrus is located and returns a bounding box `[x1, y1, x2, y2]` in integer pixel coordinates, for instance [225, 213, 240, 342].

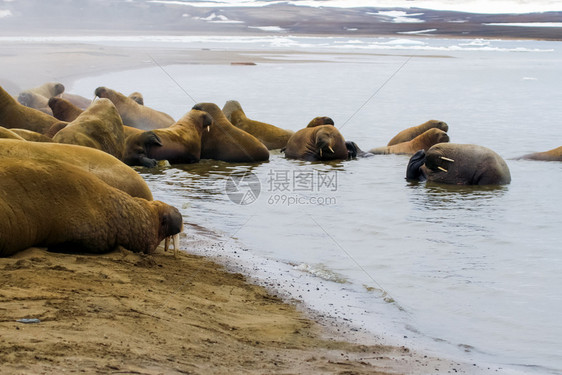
[387, 120, 449, 146]
[284, 125, 348, 161]
[369, 128, 450, 155]
[222, 100, 294, 150]
[49, 96, 84, 122]
[53, 98, 126, 160]
[95, 86, 175, 130]
[0, 127, 25, 140]
[193, 102, 269, 163]
[0, 158, 182, 257]
[406, 143, 511, 185]
[0, 139, 153, 200]
[306, 116, 335, 128]
[123, 109, 213, 167]
[1, 85, 61, 134]
[9, 128, 53, 142]
[517, 146, 562, 162]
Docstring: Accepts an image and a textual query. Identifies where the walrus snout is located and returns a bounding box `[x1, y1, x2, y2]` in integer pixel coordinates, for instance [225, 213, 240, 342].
[17, 92, 33, 106]
[406, 149, 427, 181]
[53, 83, 65, 97]
[94, 86, 108, 98]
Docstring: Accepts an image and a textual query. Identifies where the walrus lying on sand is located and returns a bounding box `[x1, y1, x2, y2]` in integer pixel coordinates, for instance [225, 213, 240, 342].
[1, 85, 62, 134]
[222, 100, 294, 150]
[0, 139, 153, 200]
[406, 143, 511, 185]
[0, 158, 183, 257]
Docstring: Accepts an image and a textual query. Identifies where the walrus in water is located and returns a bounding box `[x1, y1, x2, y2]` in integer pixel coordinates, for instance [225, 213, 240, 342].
[53, 98, 125, 160]
[0, 139, 153, 200]
[517, 146, 562, 162]
[369, 128, 449, 155]
[193, 102, 269, 163]
[95, 86, 175, 130]
[284, 125, 348, 161]
[387, 120, 449, 146]
[1, 85, 62, 134]
[222, 100, 294, 150]
[0, 158, 182, 257]
[406, 143, 511, 185]
[123, 109, 213, 167]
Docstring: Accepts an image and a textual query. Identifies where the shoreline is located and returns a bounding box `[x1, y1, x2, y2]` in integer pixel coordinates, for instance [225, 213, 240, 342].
[0, 40, 536, 374]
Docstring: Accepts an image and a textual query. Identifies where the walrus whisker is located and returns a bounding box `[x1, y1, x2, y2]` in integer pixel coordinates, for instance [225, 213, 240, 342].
[440, 156, 455, 162]
[437, 166, 448, 173]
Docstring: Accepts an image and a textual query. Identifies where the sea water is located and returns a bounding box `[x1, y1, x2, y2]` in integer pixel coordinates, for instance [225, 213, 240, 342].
[69, 36, 562, 374]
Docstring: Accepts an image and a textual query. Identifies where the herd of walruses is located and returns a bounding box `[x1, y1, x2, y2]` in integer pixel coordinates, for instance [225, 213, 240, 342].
[1, 82, 560, 257]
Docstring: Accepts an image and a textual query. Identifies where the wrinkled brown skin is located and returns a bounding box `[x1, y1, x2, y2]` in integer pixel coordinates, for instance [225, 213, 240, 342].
[518, 146, 562, 161]
[0, 86, 61, 134]
[17, 91, 53, 115]
[49, 96, 84, 122]
[10, 128, 53, 142]
[95, 86, 175, 130]
[193, 103, 269, 163]
[421, 143, 511, 185]
[284, 125, 348, 161]
[0, 158, 182, 257]
[222, 100, 294, 150]
[53, 98, 126, 160]
[369, 128, 449, 155]
[0, 139, 153, 200]
[60, 92, 92, 110]
[0, 127, 25, 140]
[306, 116, 335, 128]
[128, 92, 144, 105]
[124, 109, 213, 167]
[387, 120, 449, 146]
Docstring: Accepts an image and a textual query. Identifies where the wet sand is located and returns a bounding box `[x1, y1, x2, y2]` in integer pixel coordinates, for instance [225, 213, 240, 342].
[0, 41, 498, 374]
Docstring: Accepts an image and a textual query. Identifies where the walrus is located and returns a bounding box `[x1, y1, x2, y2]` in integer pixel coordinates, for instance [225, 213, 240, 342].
[1, 85, 61, 134]
[387, 120, 449, 146]
[284, 125, 348, 161]
[95, 86, 175, 130]
[49, 96, 84, 122]
[0, 127, 25, 140]
[23, 82, 65, 98]
[517, 146, 562, 162]
[222, 100, 294, 150]
[306, 116, 335, 128]
[9, 128, 53, 142]
[129, 91, 144, 105]
[123, 109, 213, 167]
[0, 158, 182, 257]
[17, 91, 53, 115]
[0, 139, 153, 200]
[192, 102, 270, 163]
[406, 143, 511, 185]
[53, 98, 126, 160]
[369, 128, 449, 155]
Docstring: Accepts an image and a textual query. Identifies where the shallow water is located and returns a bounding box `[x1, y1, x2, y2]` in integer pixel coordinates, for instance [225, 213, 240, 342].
[71, 36, 562, 374]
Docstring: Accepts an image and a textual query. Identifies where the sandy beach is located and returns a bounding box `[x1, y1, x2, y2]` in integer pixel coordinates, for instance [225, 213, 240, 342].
[0, 40, 514, 374]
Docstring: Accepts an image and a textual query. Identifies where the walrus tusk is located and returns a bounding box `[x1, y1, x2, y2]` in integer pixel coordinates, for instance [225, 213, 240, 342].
[438, 166, 448, 172]
[206, 126, 210, 132]
[328, 146, 334, 153]
[319, 149, 322, 157]
[440, 156, 455, 162]
[164, 236, 170, 252]
[172, 233, 179, 258]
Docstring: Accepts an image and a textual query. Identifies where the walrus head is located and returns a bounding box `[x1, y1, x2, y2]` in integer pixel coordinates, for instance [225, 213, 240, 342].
[307, 116, 335, 128]
[94, 86, 109, 99]
[17, 92, 34, 107]
[406, 149, 427, 181]
[128, 91, 144, 105]
[123, 131, 162, 168]
[53, 83, 65, 97]
[154, 201, 184, 257]
[315, 126, 339, 158]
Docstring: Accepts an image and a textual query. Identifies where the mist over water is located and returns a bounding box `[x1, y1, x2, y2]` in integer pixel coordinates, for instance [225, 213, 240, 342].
[70, 36, 562, 374]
